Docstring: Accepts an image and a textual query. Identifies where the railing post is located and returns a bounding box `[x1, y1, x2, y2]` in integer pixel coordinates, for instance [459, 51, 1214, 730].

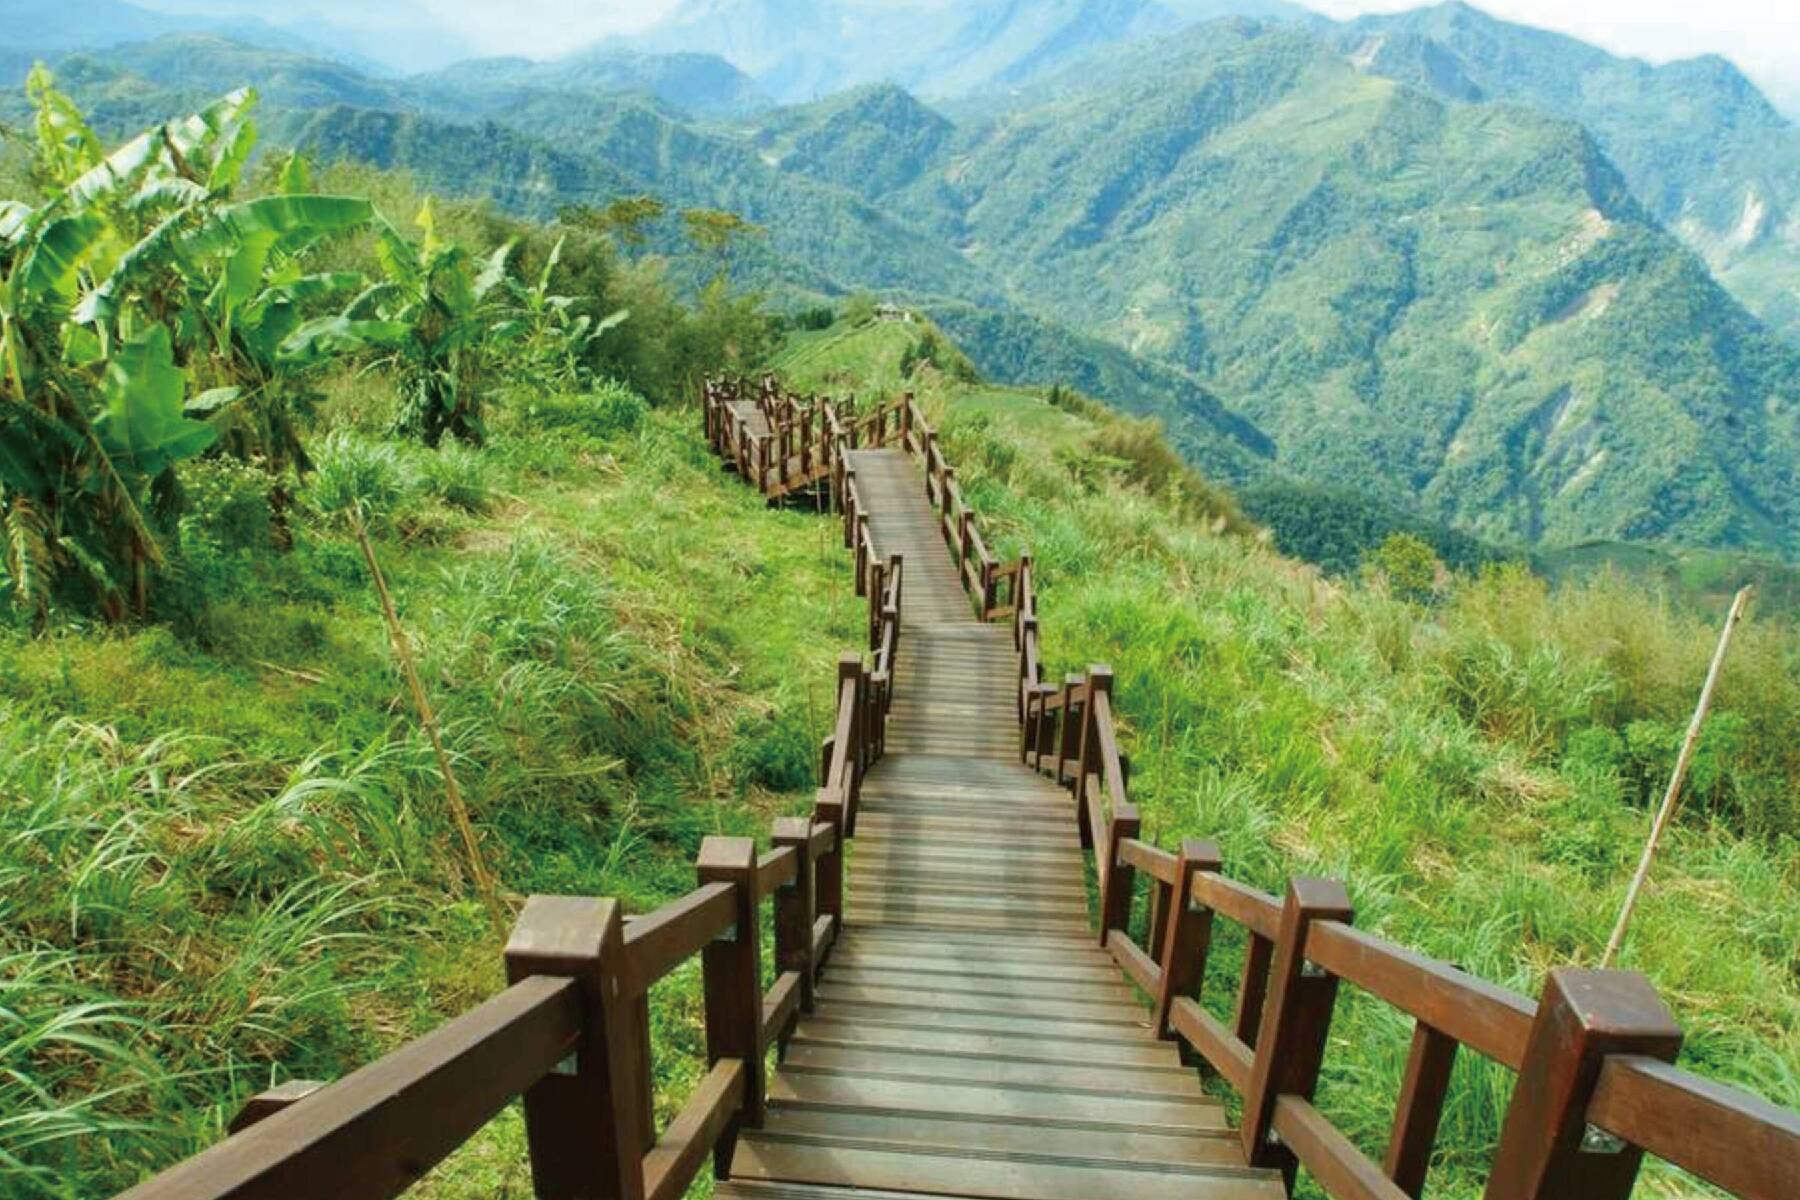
[771, 817, 817, 1023]
[1097, 803, 1140, 949]
[506, 896, 647, 1200]
[867, 558, 886, 648]
[1056, 672, 1084, 791]
[814, 794, 845, 967]
[1073, 666, 1112, 846]
[837, 654, 864, 833]
[923, 431, 938, 500]
[1153, 839, 1223, 1039]
[1241, 878, 1354, 1186]
[855, 515, 871, 597]
[842, 465, 857, 549]
[942, 466, 957, 519]
[1485, 970, 1682, 1200]
[697, 837, 763, 1178]
[901, 391, 913, 446]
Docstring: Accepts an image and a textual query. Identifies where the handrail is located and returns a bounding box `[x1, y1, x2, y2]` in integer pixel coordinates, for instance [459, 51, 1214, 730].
[852, 367, 1798, 1200]
[122, 373, 1798, 1200]
[117, 791, 847, 1200]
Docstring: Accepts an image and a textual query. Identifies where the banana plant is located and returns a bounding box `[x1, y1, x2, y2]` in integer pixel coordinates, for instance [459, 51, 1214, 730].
[492, 235, 628, 390]
[0, 75, 371, 620]
[286, 201, 510, 446]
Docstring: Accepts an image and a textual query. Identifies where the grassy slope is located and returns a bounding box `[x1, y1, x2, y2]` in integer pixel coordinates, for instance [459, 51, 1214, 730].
[2, 388, 857, 1196]
[780, 318, 1799, 1199]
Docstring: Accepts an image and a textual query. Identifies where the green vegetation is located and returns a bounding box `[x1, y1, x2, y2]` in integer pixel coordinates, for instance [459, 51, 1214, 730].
[0, 79, 809, 1197]
[796, 316, 1799, 1197]
[4, 45, 1798, 1200]
[11, 18, 1800, 563]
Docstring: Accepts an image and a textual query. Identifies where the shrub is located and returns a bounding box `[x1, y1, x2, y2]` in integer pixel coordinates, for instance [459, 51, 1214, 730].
[303, 432, 407, 526]
[416, 442, 493, 514]
[1365, 533, 1443, 604]
[176, 458, 277, 554]
[727, 709, 816, 795]
[526, 381, 649, 440]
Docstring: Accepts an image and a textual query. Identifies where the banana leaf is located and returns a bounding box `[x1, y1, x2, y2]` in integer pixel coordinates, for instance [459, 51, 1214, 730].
[93, 326, 217, 479]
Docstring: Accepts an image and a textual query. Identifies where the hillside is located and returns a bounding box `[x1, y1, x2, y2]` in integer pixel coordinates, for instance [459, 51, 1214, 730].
[1335, 1, 1800, 343]
[3, 71, 1795, 1192]
[6, 21, 1800, 560]
[797, 317, 1800, 1200]
[862, 22, 1800, 554]
[621, 0, 1306, 102]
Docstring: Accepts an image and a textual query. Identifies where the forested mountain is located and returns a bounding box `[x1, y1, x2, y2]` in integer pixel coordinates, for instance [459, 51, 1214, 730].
[858, 22, 1800, 552]
[0, 0, 448, 78]
[4, 11, 1799, 557]
[1331, 2, 1800, 343]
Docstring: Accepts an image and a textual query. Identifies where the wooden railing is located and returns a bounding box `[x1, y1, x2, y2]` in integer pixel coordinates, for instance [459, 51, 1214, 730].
[112, 373, 1797, 1200]
[115, 807, 845, 1200]
[834, 378, 1798, 1200]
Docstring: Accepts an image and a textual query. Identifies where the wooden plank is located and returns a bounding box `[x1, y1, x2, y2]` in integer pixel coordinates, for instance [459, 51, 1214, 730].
[642, 1059, 746, 1200]
[1304, 920, 1535, 1070]
[730, 1134, 1285, 1200]
[1271, 1096, 1409, 1200]
[1171, 997, 1255, 1093]
[1587, 1055, 1800, 1200]
[782, 1044, 1203, 1098]
[816, 983, 1144, 1024]
[115, 977, 580, 1200]
[620, 883, 736, 996]
[760, 1106, 1238, 1167]
[766, 1072, 1224, 1132]
[790, 1018, 1183, 1069]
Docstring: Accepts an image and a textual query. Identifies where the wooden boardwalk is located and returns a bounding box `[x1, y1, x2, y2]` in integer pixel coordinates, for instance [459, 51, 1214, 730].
[720, 448, 1283, 1200]
[115, 378, 1797, 1200]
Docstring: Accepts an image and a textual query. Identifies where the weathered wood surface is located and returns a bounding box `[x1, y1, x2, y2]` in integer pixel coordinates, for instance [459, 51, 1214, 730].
[730, 447, 1284, 1200]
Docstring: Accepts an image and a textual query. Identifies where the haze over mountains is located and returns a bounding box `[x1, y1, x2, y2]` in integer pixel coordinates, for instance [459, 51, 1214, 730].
[3, 0, 1798, 558]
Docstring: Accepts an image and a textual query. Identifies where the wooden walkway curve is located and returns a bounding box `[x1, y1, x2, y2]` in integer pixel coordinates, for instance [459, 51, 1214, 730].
[720, 447, 1283, 1200]
[114, 375, 1798, 1200]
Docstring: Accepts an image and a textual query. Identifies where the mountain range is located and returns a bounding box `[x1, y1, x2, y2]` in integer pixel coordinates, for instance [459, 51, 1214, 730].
[3, 2, 1798, 558]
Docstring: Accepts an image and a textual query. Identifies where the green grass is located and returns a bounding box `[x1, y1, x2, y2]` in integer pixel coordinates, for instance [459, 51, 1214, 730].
[799, 317, 1799, 1199]
[0, 378, 858, 1198]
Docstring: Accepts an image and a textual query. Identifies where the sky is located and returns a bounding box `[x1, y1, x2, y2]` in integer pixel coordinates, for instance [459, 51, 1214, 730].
[147, 1, 1800, 113]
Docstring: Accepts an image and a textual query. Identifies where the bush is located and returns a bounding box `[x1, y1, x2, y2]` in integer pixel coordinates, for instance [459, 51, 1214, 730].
[177, 458, 276, 554]
[792, 305, 835, 331]
[727, 709, 816, 795]
[416, 442, 492, 514]
[303, 432, 407, 526]
[526, 381, 649, 440]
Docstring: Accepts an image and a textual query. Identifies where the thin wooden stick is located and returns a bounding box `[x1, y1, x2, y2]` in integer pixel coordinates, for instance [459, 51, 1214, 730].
[352, 508, 504, 924]
[1600, 585, 1753, 969]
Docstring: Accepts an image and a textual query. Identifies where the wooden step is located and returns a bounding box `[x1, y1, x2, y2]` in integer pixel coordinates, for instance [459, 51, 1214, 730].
[766, 1071, 1219, 1131]
[790, 1019, 1181, 1071]
[801, 1000, 1157, 1044]
[817, 983, 1148, 1025]
[758, 1106, 1240, 1167]
[824, 964, 1129, 1001]
[782, 1044, 1203, 1099]
[731, 1135, 1282, 1200]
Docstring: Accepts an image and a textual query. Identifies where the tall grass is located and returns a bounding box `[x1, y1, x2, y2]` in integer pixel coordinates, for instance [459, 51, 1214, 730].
[0, 388, 851, 1195]
[917, 365, 1800, 1198]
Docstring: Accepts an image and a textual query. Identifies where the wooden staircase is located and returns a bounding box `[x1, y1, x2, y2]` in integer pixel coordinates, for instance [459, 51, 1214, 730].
[113, 374, 1797, 1200]
[721, 448, 1284, 1200]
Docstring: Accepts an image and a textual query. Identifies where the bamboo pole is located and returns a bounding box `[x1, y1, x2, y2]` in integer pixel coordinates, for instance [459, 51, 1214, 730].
[1600, 585, 1753, 969]
[352, 509, 504, 925]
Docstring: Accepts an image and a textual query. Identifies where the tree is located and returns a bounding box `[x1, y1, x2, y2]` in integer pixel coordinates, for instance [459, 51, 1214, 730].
[1365, 533, 1443, 603]
[561, 195, 666, 250]
[681, 207, 762, 282]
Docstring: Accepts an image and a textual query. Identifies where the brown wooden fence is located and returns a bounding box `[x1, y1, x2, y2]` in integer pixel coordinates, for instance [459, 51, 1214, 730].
[110, 373, 1798, 1200]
